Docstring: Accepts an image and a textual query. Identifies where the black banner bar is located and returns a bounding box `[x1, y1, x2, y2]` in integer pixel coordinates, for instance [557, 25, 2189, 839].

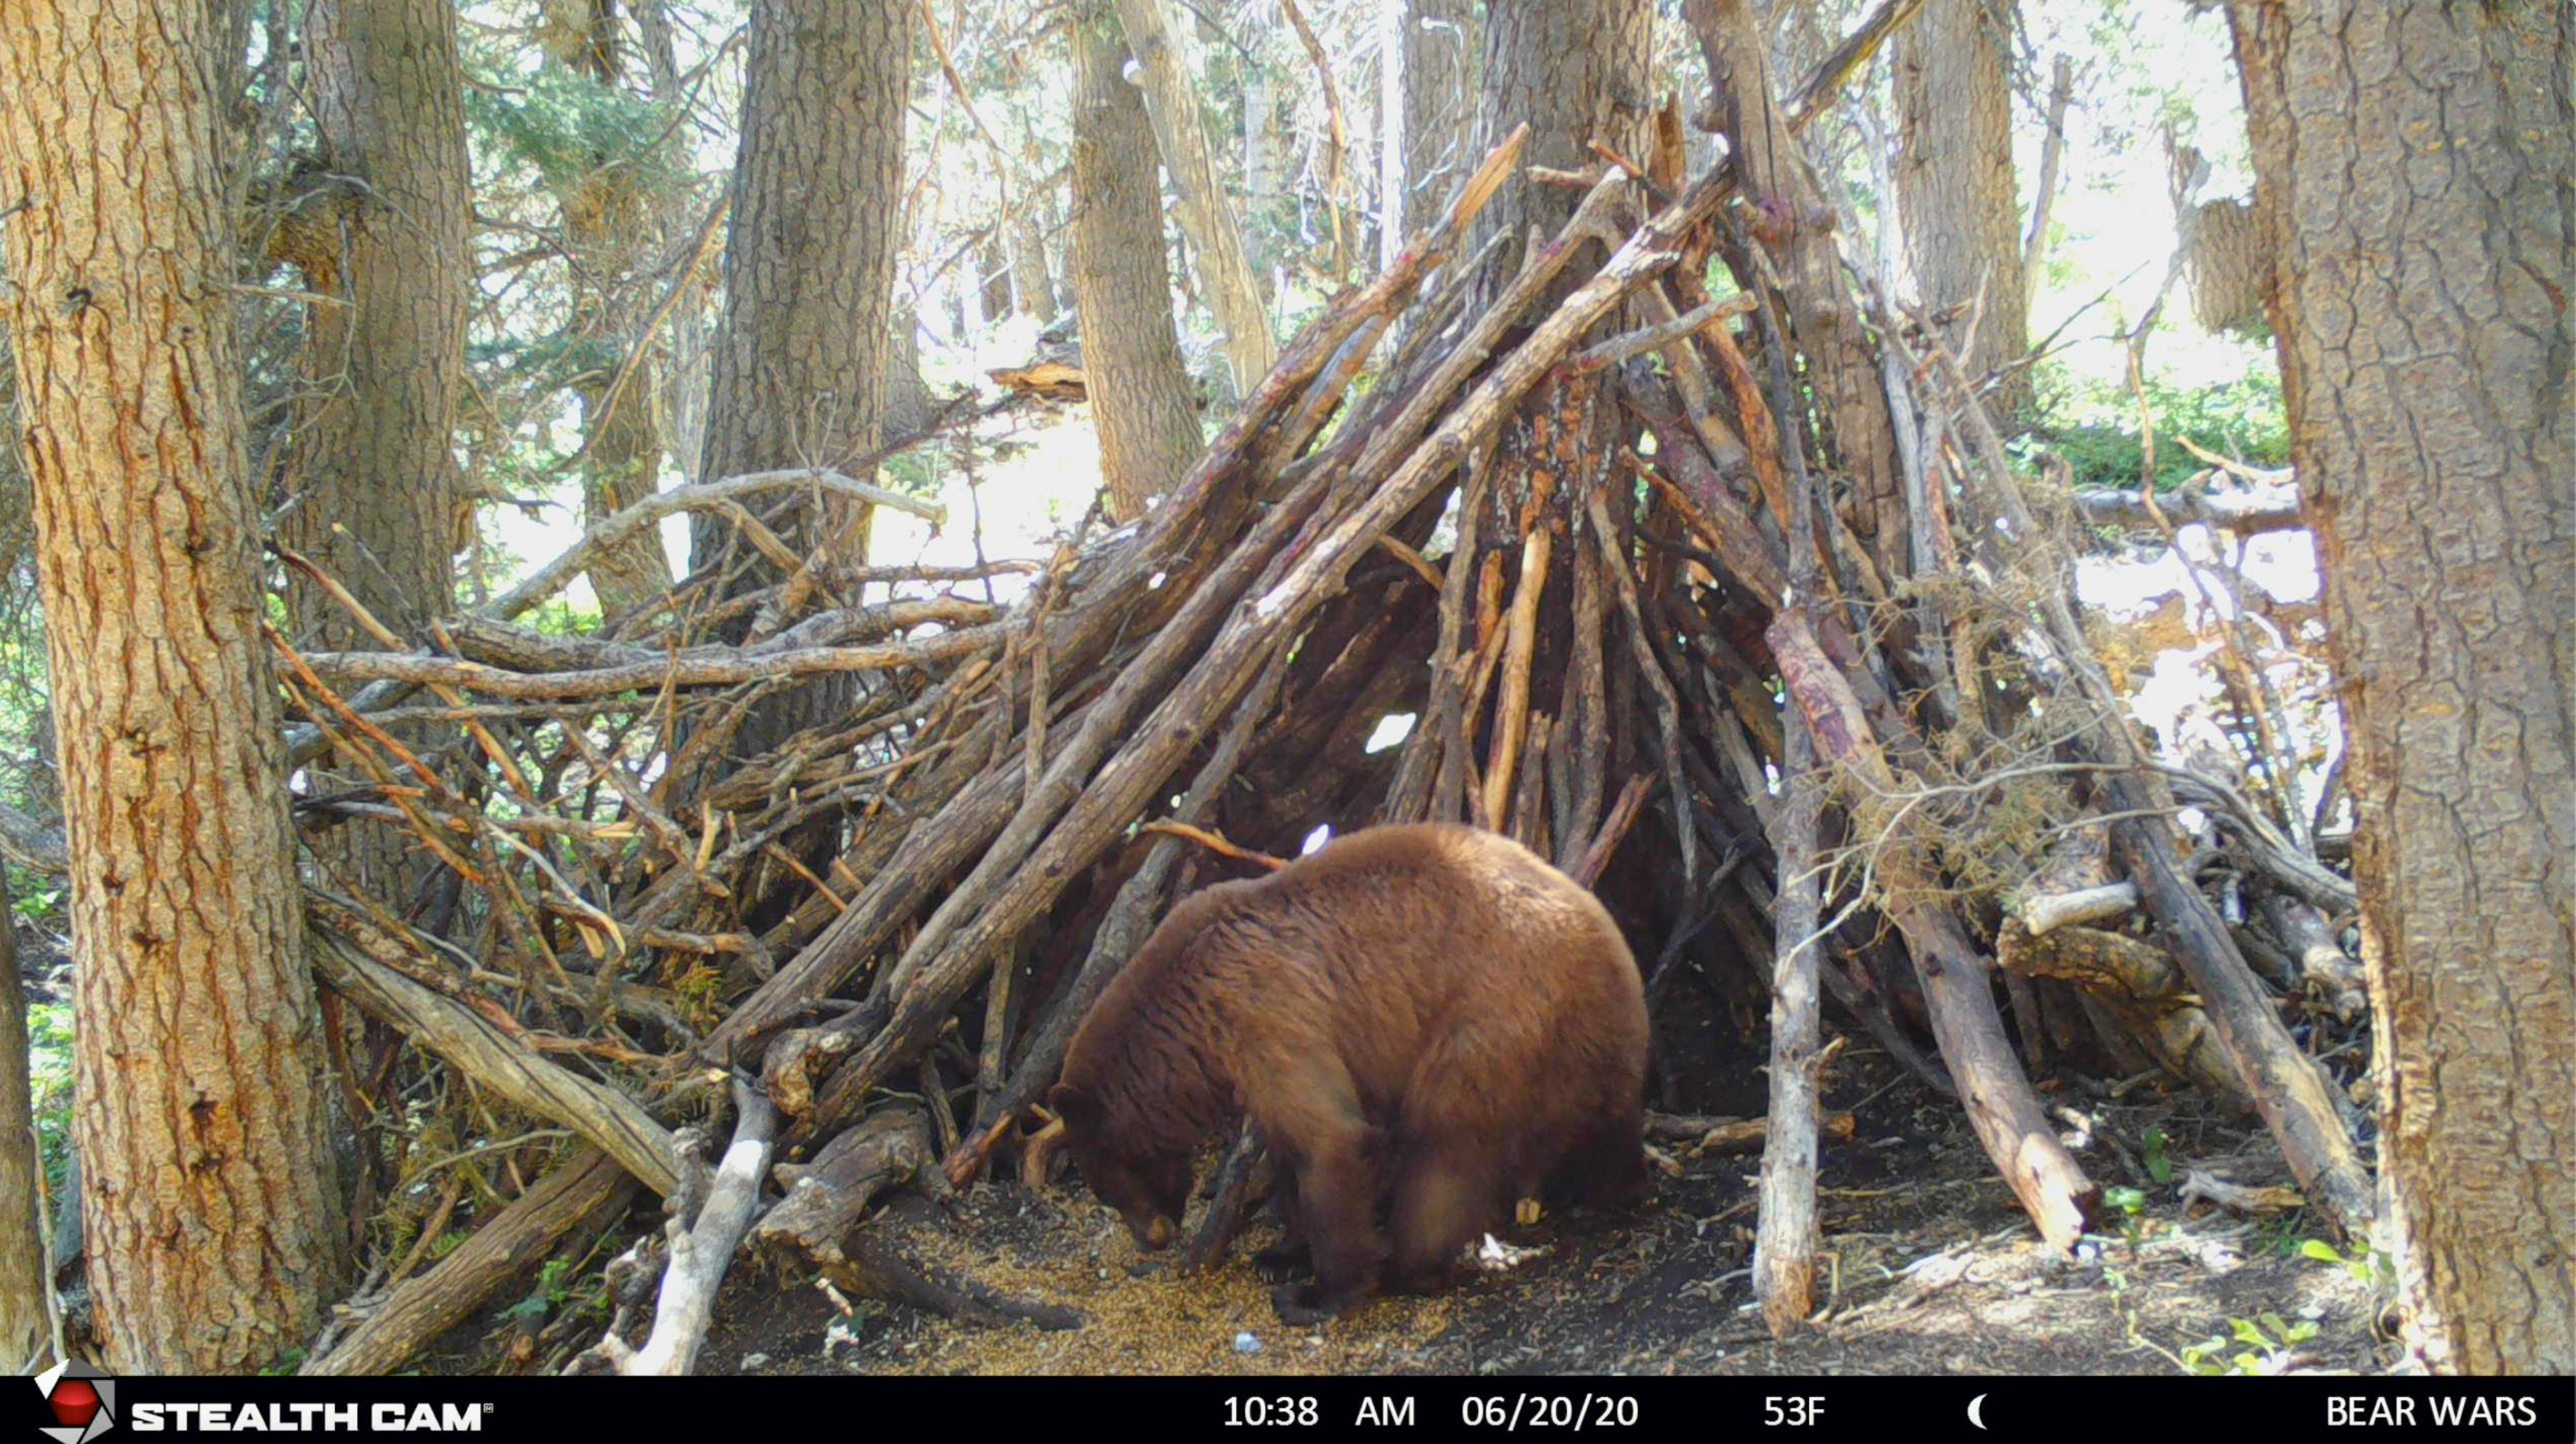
[32, 1372, 2574, 1443]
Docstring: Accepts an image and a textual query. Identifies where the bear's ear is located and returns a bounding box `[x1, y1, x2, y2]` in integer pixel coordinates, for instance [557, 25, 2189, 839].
[1045, 1083, 1097, 1129]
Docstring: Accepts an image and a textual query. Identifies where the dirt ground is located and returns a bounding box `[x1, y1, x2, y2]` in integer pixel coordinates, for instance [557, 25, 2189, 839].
[610, 1048, 2392, 1379]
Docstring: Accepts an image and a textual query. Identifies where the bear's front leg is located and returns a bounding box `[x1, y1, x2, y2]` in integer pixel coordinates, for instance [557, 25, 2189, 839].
[1251, 1189, 1311, 1283]
[1266, 1126, 1385, 1323]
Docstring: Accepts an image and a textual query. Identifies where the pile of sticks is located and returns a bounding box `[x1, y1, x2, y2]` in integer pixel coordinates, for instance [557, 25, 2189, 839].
[5, 29, 2373, 1368]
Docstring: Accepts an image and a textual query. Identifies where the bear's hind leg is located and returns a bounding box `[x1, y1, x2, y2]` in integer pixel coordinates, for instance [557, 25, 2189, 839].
[1387, 1138, 1502, 1295]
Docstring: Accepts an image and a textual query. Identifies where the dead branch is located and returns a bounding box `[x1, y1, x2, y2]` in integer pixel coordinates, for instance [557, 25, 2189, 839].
[578, 1082, 778, 1375]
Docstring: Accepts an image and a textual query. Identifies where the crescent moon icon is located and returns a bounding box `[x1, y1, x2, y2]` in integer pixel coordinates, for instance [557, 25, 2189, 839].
[1967, 1394, 1989, 1431]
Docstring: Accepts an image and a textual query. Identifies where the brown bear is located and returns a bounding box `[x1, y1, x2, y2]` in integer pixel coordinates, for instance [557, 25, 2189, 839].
[1047, 822, 1648, 1323]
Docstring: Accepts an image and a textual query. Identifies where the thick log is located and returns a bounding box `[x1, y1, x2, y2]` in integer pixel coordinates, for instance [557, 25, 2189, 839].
[756, 1109, 935, 1262]
[1770, 606, 2097, 1250]
[303, 1148, 633, 1377]
[1995, 920, 2253, 1113]
[818, 1197, 1083, 1331]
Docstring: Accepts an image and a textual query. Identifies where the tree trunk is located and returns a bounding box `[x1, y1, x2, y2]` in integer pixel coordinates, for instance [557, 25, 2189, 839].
[638, 0, 714, 491]
[1011, 149, 1062, 325]
[689, 0, 911, 757]
[282, 0, 470, 644]
[0, 0, 346, 1370]
[2229, 0, 2574, 1376]
[547, 8, 676, 625]
[1893, 0, 2028, 416]
[979, 236, 1014, 325]
[0, 918, 46, 1371]
[1689, 0, 1907, 578]
[280, 0, 473, 899]
[1377, 0, 1404, 271]
[1111, 0, 1277, 400]
[1072, 0, 1207, 522]
[1402, 0, 1478, 238]
[2184, 194, 2267, 339]
[1243, 49, 1275, 273]
[1472, 0, 1653, 300]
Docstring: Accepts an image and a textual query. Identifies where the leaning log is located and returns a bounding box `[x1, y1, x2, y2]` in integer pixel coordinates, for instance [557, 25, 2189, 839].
[307, 927, 685, 1199]
[1771, 606, 2098, 1251]
[302, 1149, 633, 1377]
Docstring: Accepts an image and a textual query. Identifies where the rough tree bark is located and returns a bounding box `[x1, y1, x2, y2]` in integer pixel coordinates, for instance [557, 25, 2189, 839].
[1402, 0, 1479, 238]
[1471, 0, 1653, 299]
[1111, 0, 1278, 399]
[1072, 0, 1207, 522]
[689, 0, 911, 756]
[280, 0, 470, 644]
[1893, 0, 2027, 414]
[0, 0, 346, 1370]
[276, 0, 473, 900]
[2230, 0, 2573, 1376]
[0, 918, 46, 1370]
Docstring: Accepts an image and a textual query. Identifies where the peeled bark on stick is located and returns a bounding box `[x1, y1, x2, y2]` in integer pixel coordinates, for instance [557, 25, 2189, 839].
[1754, 700, 1823, 1337]
[580, 1083, 777, 1375]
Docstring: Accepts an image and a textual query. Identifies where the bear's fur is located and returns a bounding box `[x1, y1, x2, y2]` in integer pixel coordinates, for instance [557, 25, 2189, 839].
[1048, 822, 1648, 1323]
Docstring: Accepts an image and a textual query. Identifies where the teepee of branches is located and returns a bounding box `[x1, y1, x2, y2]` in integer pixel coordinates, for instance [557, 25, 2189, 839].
[0, 18, 2375, 1374]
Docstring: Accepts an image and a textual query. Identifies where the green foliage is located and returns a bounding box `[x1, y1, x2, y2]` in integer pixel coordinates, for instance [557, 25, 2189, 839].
[8, 866, 63, 927]
[25, 997, 72, 1196]
[461, 51, 688, 199]
[2021, 361, 2289, 492]
[2103, 1184, 2153, 1249]
[2300, 1237, 2397, 1293]
[2179, 1312, 2319, 1377]
[2142, 1126, 2173, 1184]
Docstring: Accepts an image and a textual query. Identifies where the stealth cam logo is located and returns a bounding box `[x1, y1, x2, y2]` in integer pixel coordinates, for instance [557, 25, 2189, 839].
[33, 1362, 116, 1444]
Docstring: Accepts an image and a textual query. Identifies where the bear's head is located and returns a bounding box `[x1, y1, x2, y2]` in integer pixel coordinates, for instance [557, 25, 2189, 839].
[1048, 1083, 1189, 1251]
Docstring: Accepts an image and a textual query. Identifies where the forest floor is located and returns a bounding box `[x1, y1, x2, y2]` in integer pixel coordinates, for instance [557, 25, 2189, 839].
[412, 1046, 2392, 1378]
